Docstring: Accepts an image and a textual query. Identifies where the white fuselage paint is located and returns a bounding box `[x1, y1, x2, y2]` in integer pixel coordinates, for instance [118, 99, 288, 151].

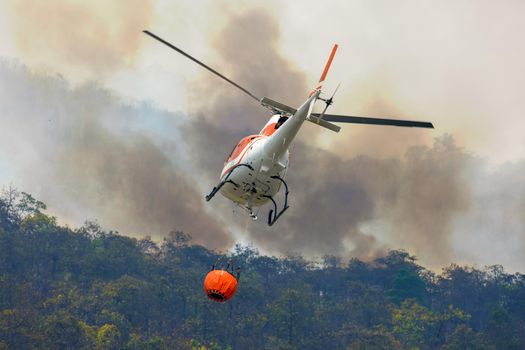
[219, 91, 320, 208]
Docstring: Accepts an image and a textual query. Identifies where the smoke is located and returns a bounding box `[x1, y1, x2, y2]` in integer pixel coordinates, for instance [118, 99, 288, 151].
[252, 145, 388, 260]
[377, 135, 471, 266]
[5, 0, 154, 78]
[2, 3, 525, 270]
[183, 9, 308, 178]
[0, 60, 232, 249]
[327, 92, 433, 160]
[181, 7, 525, 271]
[239, 136, 470, 265]
[180, 8, 408, 260]
[453, 160, 525, 272]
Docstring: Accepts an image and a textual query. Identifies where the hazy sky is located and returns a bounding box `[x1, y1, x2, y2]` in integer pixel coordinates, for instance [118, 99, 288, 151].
[1, 0, 524, 271]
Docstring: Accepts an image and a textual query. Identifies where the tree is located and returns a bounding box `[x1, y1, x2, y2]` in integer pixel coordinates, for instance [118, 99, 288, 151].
[392, 300, 470, 349]
[0, 187, 524, 350]
[347, 326, 402, 350]
[96, 324, 122, 350]
[388, 269, 427, 305]
[39, 312, 86, 350]
[442, 324, 489, 350]
[392, 299, 439, 349]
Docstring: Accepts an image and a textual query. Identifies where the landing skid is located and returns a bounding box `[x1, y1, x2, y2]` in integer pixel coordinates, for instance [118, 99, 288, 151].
[263, 175, 290, 226]
[205, 163, 254, 202]
[206, 165, 290, 226]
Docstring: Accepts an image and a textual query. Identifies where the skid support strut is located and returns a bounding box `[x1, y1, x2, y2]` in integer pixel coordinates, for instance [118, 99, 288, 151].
[262, 175, 290, 226]
[205, 164, 254, 201]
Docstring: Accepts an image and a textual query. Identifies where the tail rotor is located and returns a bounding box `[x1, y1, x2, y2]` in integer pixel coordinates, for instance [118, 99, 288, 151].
[318, 82, 341, 119]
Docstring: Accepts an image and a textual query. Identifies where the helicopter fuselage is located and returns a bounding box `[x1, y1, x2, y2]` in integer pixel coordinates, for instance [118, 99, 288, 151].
[218, 91, 319, 209]
[143, 31, 433, 225]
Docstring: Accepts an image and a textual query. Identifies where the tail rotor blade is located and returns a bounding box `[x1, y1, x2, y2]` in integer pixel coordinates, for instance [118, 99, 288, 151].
[143, 30, 261, 103]
[330, 82, 341, 100]
[318, 82, 341, 120]
[318, 44, 339, 83]
[324, 82, 340, 107]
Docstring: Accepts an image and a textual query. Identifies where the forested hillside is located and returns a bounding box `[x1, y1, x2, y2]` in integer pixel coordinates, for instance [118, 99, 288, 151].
[0, 188, 524, 349]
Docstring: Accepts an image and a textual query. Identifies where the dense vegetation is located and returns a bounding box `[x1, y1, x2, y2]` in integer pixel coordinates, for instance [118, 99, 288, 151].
[1, 188, 524, 349]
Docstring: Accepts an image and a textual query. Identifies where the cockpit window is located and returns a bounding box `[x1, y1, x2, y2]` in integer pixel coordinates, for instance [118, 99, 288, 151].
[275, 116, 289, 129]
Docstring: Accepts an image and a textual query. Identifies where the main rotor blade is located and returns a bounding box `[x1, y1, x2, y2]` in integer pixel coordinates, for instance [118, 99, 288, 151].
[143, 30, 260, 103]
[312, 114, 434, 129]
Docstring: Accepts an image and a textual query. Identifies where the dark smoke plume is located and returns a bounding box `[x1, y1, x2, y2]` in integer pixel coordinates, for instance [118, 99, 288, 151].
[181, 9, 390, 259]
[3, 5, 525, 270]
[6, 0, 154, 77]
[242, 136, 471, 266]
[0, 60, 231, 249]
[181, 8, 478, 266]
[183, 9, 308, 178]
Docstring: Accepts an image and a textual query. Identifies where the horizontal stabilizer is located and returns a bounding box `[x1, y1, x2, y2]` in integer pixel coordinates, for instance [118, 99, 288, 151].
[312, 114, 434, 129]
[307, 115, 341, 132]
[260, 97, 297, 115]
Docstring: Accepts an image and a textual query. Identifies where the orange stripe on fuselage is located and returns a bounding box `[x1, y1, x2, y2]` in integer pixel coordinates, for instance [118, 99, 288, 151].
[221, 136, 265, 178]
[260, 122, 278, 136]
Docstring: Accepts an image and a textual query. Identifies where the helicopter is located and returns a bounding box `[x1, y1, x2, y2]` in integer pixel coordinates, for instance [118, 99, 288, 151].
[143, 30, 434, 226]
